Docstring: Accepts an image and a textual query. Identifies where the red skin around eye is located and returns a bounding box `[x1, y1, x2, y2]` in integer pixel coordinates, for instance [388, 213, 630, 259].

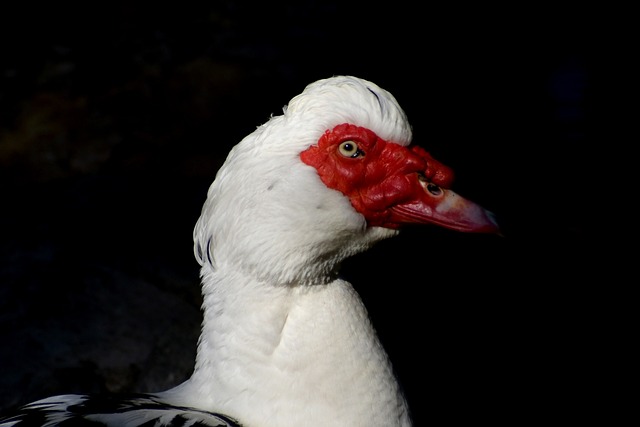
[301, 123, 499, 233]
[300, 123, 455, 228]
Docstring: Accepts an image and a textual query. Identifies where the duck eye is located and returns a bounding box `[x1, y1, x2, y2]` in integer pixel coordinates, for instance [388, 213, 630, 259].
[338, 141, 363, 158]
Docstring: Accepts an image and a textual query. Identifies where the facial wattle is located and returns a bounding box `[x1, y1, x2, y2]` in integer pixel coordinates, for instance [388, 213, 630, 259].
[300, 123, 455, 229]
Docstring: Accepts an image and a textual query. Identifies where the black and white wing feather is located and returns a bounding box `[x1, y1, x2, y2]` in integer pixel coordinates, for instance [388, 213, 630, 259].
[0, 394, 242, 427]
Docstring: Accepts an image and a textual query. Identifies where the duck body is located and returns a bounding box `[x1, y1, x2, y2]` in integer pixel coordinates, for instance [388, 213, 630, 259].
[0, 76, 498, 427]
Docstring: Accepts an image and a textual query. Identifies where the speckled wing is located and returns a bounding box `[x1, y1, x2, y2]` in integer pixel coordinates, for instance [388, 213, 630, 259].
[0, 394, 242, 427]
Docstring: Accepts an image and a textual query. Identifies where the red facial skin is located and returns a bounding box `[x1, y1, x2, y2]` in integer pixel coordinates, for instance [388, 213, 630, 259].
[300, 123, 499, 233]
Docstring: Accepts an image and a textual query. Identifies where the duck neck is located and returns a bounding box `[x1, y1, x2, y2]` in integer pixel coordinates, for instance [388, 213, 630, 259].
[167, 263, 411, 426]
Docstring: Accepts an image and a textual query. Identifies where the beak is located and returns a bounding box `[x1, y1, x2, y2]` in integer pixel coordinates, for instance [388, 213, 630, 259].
[386, 173, 500, 233]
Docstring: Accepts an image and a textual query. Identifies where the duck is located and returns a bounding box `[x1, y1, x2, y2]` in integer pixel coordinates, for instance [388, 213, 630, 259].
[0, 75, 499, 427]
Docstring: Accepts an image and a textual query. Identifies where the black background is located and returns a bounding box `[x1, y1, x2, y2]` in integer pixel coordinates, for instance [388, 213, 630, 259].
[0, 2, 629, 425]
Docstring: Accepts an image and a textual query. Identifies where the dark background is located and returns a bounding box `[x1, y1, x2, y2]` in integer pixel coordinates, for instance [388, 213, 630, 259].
[0, 2, 629, 425]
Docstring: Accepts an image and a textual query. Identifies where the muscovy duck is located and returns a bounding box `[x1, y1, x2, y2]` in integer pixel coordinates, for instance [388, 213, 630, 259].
[0, 75, 499, 427]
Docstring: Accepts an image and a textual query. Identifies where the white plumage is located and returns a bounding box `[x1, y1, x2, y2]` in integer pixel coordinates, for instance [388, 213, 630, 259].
[0, 75, 498, 427]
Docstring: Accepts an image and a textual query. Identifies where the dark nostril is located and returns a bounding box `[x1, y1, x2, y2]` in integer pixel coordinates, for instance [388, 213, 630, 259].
[426, 183, 442, 195]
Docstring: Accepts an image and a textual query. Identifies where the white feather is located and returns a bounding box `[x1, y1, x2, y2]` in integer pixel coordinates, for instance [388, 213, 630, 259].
[177, 76, 413, 426]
